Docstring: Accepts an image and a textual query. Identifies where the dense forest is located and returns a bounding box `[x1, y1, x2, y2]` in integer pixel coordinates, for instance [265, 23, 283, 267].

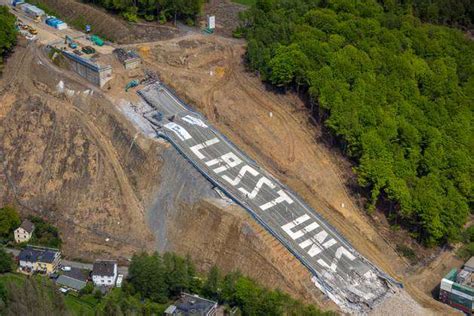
[82, 0, 203, 24]
[125, 252, 331, 315]
[238, 0, 473, 246]
[0, 6, 17, 72]
[381, 0, 474, 29]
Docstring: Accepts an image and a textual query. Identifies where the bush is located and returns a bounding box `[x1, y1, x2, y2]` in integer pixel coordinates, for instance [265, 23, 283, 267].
[185, 17, 195, 26]
[457, 242, 474, 260]
[144, 14, 155, 22]
[158, 12, 167, 24]
[28, 216, 62, 249]
[93, 289, 103, 300]
[396, 244, 417, 264]
[79, 282, 94, 296]
[0, 206, 20, 243]
[0, 248, 13, 273]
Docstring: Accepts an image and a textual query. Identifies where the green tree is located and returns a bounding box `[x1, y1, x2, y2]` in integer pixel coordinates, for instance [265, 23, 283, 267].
[202, 265, 221, 301]
[0, 206, 20, 241]
[0, 6, 17, 68]
[239, 0, 474, 246]
[0, 248, 13, 273]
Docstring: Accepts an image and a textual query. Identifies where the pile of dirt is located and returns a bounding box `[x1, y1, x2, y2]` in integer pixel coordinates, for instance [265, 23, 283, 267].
[33, 0, 179, 43]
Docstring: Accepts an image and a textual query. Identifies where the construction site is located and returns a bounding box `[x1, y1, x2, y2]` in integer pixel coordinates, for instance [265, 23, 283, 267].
[0, 0, 468, 315]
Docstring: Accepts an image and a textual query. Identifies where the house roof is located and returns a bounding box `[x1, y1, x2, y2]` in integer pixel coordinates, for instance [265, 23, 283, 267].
[465, 257, 474, 271]
[92, 260, 116, 277]
[170, 293, 217, 315]
[56, 275, 87, 291]
[18, 219, 35, 234]
[18, 246, 59, 264]
[63, 267, 89, 282]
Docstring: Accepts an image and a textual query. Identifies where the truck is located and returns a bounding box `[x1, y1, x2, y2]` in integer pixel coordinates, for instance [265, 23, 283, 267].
[90, 35, 104, 46]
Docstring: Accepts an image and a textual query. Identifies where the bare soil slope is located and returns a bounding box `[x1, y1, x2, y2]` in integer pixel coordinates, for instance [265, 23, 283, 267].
[32, 0, 179, 43]
[137, 34, 458, 314]
[0, 42, 338, 312]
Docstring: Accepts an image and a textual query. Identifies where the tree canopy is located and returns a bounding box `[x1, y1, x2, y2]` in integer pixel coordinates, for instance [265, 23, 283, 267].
[239, 0, 474, 246]
[0, 5, 17, 70]
[0, 206, 20, 242]
[126, 252, 332, 315]
[82, 0, 203, 24]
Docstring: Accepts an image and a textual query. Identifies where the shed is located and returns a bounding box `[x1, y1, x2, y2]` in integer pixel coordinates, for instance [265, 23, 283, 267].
[56, 275, 87, 291]
[464, 257, 474, 273]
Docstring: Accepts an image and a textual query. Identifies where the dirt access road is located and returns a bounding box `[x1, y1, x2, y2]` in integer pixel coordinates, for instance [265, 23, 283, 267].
[126, 34, 459, 314]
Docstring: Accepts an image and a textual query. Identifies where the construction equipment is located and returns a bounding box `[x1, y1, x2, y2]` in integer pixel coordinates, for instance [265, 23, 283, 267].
[65, 35, 77, 49]
[90, 35, 104, 46]
[81, 46, 96, 54]
[28, 26, 38, 35]
[125, 79, 139, 92]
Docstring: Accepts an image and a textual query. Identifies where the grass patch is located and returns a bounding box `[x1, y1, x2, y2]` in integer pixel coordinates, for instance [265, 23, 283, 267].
[231, 0, 256, 6]
[0, 273, 25, 286]
[64, 295, 96, 316]
[396, 244, 417, 264]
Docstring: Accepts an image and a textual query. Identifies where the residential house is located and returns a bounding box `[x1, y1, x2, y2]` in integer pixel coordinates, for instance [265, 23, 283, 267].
[92, 260, 117, 287]
[164, 293, 217, 316]
[18, 246, 61, 275]
[56, 267, 89, 292]
[14, 219, 35, 243]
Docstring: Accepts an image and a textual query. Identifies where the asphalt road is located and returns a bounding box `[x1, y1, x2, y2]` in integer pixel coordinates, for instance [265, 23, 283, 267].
[139, 82, 397, 312]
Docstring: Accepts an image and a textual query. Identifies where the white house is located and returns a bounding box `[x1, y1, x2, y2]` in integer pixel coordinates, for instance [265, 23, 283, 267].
[14, 219, 35, 243]
[92, 260, 117, 287]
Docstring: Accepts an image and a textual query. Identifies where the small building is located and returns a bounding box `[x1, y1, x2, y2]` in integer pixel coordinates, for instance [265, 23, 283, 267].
[92, 260, 117, 287]
[45, 17, 68, 30]
[18, 246, 61, 275]
[21, 4, 45, 19]
[14, 219, 35, 243]
[61, 50, 112, 87]
[113, 48, 141, 70]
[439, 257, 474, 314]
[56, 267, 89, 292]
[164, 293, 217, 316]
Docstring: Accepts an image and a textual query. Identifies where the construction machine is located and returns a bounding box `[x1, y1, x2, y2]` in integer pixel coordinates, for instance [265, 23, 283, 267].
[65, 35, 77, 49]
[125, 79, 139, 92]
[90, 35, 104, 46]
[81, 46, 96, 54]
[28, 26, 38, 35]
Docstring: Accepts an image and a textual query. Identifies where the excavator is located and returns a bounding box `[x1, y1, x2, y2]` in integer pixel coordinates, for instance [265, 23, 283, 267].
[64, 35, 78, 49]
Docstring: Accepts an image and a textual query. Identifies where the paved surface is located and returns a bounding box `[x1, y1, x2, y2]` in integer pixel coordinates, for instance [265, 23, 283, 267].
[138, 82, 398, 312]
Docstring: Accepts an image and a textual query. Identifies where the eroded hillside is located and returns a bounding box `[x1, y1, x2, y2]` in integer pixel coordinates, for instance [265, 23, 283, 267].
[0, 41, 339, 311]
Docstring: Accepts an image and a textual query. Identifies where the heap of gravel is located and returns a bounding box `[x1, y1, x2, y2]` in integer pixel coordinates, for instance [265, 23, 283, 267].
[370, 290, 435, 316]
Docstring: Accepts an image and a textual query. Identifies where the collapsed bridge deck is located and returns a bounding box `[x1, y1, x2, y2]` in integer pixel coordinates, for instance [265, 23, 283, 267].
[138, 82, 399, 312]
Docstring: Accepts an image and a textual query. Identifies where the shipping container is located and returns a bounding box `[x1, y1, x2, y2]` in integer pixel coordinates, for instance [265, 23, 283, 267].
[21, 4, 45, 19]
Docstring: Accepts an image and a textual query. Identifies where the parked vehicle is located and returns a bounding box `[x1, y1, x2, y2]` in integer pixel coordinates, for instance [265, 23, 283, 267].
[59, 287, 69, 294]
[90, 35, 104, 46]
[81, 46, 96, 54]
[61, 266, 71, 272]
